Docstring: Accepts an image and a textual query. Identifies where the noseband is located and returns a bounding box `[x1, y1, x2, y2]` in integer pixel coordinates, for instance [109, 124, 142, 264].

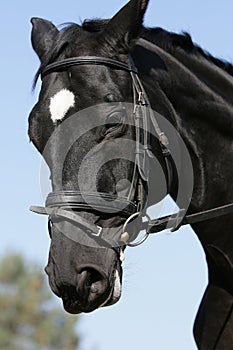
[30, 54, 233, 248]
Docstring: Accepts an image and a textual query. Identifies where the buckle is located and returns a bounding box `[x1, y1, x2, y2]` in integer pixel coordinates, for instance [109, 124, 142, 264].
[91, 225, 103, 237]
[138, 92, 147, 105]
[147, 209, 186, 234]
[170, 209, 186, 232]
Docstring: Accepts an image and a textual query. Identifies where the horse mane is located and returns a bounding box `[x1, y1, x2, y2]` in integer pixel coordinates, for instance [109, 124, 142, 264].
[82, 19, 233, 77]
[141, 27, 233, 78]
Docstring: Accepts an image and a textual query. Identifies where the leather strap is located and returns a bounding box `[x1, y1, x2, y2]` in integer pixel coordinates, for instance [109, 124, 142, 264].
[46, 191, 137, 217]
[30, 205, 127, 252]
[30, 205, 102, 236]
[41, 56, 138, 78]
[142, 203, 233, 234]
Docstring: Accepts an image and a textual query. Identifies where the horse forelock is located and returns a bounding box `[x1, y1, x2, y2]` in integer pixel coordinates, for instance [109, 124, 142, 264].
[33, 21, 108, 89]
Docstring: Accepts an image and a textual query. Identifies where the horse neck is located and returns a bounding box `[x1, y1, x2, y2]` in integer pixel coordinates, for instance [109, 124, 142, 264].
[135, 38, 233, 212]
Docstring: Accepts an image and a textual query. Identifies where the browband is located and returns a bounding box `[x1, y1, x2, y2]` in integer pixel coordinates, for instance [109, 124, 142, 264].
[41, 56, 138, 78]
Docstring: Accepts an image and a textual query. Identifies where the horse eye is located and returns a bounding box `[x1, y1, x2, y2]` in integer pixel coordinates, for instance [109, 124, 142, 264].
[105, 112, 124, 134]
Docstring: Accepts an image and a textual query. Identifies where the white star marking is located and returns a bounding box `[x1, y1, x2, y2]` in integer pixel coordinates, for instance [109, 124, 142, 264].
[49, 89, 75, 122]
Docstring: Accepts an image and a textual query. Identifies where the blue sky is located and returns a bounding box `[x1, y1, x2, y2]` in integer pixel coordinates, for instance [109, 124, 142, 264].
[0, 1, 232, 349]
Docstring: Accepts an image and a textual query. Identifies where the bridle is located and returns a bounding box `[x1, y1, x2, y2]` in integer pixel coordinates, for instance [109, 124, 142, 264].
[30, 53, 233, 248]
[30, 54, 173, 247]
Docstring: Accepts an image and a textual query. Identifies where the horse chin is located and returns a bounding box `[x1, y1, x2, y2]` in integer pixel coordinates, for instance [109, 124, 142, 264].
[63, 300, 99, 315]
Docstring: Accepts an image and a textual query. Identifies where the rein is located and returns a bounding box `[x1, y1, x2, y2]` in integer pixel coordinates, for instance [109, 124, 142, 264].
[30, 52, 233, 247]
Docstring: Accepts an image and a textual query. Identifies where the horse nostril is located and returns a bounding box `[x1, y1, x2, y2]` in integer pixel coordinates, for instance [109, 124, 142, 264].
[79, 268, 107, 292]
[76, 267, 109, 305]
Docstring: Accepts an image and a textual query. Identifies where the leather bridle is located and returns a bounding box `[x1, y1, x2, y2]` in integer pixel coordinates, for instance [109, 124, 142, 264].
[30, 54, 233, 247]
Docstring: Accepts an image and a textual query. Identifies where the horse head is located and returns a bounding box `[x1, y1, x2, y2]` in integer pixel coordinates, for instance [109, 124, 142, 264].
[28, 0, 167, 314]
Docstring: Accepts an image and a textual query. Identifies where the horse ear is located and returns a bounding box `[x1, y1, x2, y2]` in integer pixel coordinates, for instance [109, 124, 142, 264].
[103, 0, 149, 52]
[31, 18, 59, 61]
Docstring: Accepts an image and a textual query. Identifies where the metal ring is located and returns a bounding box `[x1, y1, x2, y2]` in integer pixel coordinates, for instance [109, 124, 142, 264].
[122, 212, 152, 247]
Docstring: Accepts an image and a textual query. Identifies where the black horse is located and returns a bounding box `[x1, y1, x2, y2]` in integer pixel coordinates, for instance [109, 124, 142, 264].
[28, 0, 233, 348]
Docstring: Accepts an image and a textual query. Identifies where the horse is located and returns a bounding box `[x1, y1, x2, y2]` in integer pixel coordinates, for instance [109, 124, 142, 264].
[28, 0, 233, 348]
